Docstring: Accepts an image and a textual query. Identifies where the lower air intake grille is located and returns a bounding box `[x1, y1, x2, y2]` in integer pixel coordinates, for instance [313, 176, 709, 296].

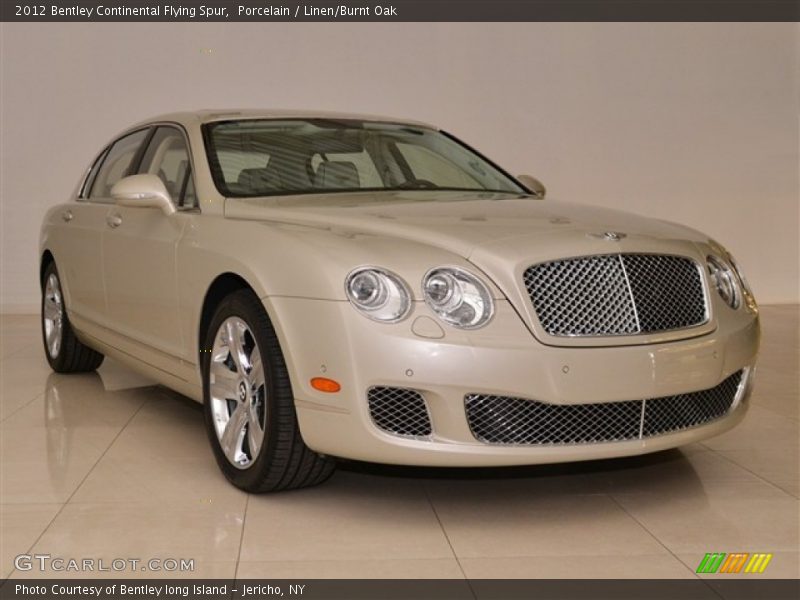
[643, 373, 743, 437]
[368, 387, 432, 437]
[465, 371, 742, 445]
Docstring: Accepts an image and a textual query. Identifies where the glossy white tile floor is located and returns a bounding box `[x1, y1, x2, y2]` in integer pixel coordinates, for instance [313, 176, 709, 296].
[0, 306, 797, 579]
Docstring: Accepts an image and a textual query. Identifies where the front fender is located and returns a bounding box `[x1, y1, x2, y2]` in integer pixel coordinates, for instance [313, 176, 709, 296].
[180, 214, 500, 380]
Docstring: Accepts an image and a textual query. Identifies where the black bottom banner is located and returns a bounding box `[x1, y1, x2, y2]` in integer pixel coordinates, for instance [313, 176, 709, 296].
[1, 579, 799, 600]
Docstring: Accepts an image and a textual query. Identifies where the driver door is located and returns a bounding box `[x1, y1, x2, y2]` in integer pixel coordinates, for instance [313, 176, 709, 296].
[101, 126, 196, 366]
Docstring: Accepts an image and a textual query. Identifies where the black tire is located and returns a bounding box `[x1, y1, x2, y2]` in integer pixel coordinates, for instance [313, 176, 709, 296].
[41, 262, 104, 373]
[201, 289, 335, 492]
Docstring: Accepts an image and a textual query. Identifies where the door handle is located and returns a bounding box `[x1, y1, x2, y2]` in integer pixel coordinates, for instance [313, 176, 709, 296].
[61, 210, 73, 222]
[106, 214, 122, 228]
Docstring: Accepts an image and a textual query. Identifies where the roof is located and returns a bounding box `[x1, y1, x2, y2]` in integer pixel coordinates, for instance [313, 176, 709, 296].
[131, 109, 437, 130]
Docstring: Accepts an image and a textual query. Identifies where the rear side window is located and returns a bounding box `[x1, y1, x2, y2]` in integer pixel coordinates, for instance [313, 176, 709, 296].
[138, 126, 196, 208]
[89, 129, 149, 199]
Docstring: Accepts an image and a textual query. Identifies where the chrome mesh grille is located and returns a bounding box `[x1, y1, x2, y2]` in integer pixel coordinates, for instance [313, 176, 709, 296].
[643, 373, 743, 437]
[465, 371, 742, 445]
[368, 387, 432, 437]
[464, 396, 642, 445]
[523, 254, 707, 337]
[622, 254, 708, 333]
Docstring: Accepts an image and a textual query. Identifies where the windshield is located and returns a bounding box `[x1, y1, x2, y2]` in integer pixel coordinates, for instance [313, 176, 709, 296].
[203, 119, 526, 197]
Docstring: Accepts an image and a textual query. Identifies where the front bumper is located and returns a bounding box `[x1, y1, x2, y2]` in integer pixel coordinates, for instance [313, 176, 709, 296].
[266, 297, 759, 467]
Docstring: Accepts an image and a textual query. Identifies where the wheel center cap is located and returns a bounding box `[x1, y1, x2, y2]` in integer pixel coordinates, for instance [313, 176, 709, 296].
[237, 381, 248, 402]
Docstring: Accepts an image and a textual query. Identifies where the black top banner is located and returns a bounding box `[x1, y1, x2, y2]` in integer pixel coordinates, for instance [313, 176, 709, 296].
[1, 0, 799, 22]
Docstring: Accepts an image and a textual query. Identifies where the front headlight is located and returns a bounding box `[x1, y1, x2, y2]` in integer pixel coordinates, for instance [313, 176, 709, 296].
[345, 267, 411, 322]
[707, 255, 741, 309]
[728, 255, 754, 298]
[422, 267, 494, 329]
[729, 254, 758, 312]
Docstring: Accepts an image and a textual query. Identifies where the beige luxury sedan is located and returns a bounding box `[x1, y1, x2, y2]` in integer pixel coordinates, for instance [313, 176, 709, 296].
[39, 110, 760, 491]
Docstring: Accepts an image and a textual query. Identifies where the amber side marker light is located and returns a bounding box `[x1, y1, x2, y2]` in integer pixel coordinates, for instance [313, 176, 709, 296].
[311, 377, 341, 393]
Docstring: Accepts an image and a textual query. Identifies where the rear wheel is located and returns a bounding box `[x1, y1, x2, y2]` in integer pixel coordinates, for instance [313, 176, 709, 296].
[202, 289, 335, 492]
[41, 262, 104, 373]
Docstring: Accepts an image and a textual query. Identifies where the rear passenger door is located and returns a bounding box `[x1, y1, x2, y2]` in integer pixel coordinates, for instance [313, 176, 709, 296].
[101, 125, 196, 363]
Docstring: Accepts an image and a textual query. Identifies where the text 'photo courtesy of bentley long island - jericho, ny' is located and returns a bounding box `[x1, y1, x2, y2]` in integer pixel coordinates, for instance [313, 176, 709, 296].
[39, 110, 760, 492]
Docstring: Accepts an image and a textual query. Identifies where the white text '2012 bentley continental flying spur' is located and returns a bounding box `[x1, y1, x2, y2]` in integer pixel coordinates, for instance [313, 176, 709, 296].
[40, 110, 759, 491]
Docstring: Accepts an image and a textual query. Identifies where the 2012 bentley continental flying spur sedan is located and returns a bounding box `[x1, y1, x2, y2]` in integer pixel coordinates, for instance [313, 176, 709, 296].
[40, 110, 760, 491]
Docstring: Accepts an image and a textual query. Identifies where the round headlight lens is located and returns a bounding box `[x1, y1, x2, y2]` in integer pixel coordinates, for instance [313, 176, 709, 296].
[707, 255, 741, 309]
[728, 255, 753, 298]
[345, 268, 411, 322]
[423, 267, 494, 329]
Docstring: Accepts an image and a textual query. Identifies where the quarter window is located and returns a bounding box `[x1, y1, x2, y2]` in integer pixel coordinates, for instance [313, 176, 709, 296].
[89, 129, 149, 199]
[80, 147, 109, 198]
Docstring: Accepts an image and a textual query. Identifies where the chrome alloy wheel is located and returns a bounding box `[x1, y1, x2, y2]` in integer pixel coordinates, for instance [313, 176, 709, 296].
[43, 273, 64, 359]
[209, 317, 267, 469]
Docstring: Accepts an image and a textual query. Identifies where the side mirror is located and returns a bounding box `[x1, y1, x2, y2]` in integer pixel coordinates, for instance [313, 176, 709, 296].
[111, 174, 176, 216]
[517, 174, 546, 199]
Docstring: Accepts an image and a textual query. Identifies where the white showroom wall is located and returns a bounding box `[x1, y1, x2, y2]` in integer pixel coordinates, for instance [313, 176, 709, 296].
[1, 22, 797, 311]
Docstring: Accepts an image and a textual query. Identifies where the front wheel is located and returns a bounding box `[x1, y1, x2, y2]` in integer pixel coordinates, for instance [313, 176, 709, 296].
[202, 289, 335, 492]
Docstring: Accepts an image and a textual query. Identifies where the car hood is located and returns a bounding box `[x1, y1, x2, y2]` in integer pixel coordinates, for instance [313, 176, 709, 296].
[224, 191, 709, 261]
[225, 191, 719, 348]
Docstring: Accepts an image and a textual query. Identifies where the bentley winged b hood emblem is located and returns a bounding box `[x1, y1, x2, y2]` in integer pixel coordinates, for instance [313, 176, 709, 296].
[587, 231, 627, 241]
